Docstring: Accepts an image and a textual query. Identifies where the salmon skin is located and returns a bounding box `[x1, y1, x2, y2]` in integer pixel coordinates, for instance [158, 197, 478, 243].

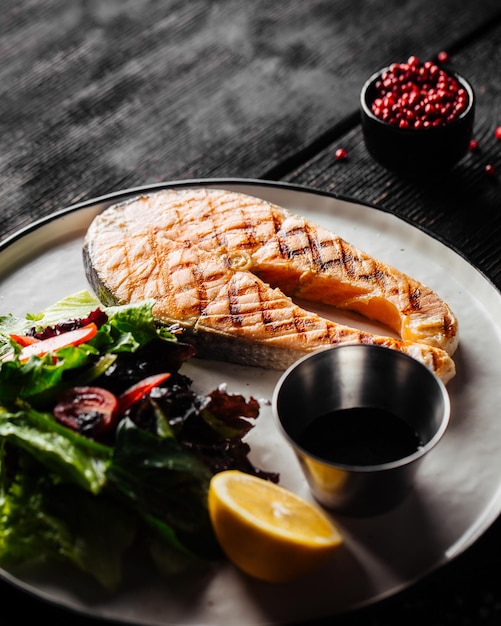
[83, 188, 457, 383]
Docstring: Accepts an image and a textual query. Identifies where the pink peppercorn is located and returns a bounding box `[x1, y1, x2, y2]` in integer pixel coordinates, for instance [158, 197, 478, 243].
[335, 148, 348, 161]
[370, 56, 468, 129]
[485, 164, 496, 177]
[469, 139, 479, 151]
[437, 51, 449, 63]
[495, 126, 501, 140]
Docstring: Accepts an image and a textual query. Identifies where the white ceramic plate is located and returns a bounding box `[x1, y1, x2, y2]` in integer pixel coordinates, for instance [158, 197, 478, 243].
[1, 179, 501, 626]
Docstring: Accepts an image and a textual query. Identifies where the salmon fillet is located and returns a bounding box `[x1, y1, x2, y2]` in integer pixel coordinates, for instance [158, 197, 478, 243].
[83, 188, 457, 383]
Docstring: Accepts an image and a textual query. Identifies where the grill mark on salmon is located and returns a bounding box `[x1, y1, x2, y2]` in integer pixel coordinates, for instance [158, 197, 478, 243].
[228, 279, 244, 326]
[337, 239, 356, 279]
[83, 188, 458, 383]
[408, 286, 422, 312]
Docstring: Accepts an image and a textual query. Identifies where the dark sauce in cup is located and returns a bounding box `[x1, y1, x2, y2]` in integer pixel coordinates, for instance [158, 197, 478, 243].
[298, 407, 423, 466]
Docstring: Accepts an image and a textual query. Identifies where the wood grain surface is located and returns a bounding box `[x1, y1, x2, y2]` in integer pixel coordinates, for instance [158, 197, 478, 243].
[2, 1, 501, 625]
[2, 0, 501, 239]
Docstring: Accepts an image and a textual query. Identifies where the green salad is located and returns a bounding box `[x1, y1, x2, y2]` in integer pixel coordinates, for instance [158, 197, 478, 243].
[0, 291, 276, 590]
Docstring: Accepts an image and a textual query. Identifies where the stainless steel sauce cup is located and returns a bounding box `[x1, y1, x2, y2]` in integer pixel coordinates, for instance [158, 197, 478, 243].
[272, 345, 450, 516]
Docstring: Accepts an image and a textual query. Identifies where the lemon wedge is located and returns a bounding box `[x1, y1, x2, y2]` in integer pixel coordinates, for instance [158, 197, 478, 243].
[208, 470, 343, 583]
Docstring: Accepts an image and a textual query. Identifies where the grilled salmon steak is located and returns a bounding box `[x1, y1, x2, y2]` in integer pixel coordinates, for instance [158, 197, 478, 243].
[83, 188, 458, 383]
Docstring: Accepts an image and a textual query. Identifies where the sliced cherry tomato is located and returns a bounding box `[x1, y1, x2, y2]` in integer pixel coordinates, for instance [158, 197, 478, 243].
[53, 386, 119, 437]
[9, 334, 40, 347]
[18, 322, 98, 361]
[118, 373, 171, 415]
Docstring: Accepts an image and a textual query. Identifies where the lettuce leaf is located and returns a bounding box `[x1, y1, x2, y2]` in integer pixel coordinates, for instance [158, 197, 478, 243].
[0, 453, 135, 590]
[0, 344, 99, 405]
[0, 291, 103, 356]
[107, 418, 220, 560]
[0, 406, 110, 494]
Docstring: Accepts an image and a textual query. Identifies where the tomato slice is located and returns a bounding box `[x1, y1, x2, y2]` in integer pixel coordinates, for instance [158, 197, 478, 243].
[17, 323, 98, 361]
[53, 386, 119, 437]
[118, 373, 171, 414]
[9, 334, 40, 347]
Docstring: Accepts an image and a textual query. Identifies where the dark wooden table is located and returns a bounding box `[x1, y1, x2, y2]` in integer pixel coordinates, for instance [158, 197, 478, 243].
[2, 1, 501, 624]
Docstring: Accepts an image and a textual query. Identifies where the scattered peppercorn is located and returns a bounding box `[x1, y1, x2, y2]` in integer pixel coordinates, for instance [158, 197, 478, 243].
[485, 164, 496, 177]
[335, 148, 348, 161]
[437, 51, 449, 64]
[495, 126, 501, 140]
[469, 139, 479, 151]
[371, 56, 468, 129]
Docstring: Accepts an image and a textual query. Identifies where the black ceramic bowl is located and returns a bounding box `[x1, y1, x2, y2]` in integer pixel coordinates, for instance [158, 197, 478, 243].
[360, 66, 475, 177]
